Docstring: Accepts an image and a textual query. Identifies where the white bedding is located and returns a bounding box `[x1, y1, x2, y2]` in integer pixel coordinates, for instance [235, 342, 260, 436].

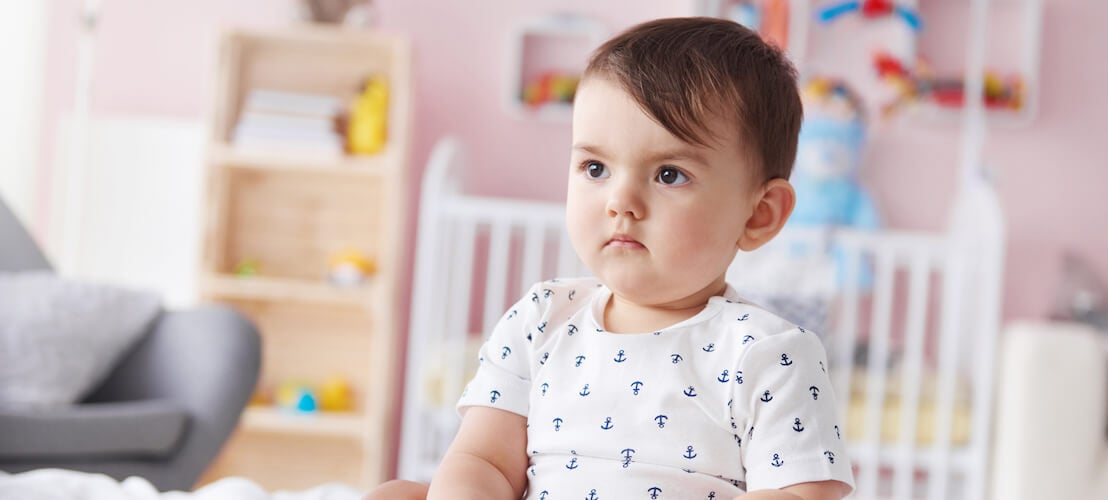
[0, 469, 363, 500]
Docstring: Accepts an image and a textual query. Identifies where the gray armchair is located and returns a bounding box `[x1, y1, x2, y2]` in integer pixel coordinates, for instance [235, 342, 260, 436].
[0, 197, 261, 491]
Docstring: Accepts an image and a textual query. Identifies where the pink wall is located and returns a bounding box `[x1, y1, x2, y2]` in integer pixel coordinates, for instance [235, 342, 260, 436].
[36, 0, 1108, 323]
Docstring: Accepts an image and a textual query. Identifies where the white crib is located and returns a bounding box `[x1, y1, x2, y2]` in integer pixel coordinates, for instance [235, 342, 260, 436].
[398, 136, 1005, 500]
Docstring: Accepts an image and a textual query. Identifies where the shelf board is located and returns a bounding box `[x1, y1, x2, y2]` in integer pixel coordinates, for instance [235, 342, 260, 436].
[209, 142, 394, 177]
[201, 272, 375, 308]
[242, 406, 368, 438]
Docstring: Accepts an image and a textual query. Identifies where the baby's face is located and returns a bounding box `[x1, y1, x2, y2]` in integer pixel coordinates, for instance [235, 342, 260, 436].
[567, 76, 760, 308]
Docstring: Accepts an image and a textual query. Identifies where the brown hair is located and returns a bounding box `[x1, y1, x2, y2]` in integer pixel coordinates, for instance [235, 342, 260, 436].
[584, 17, 802, 182]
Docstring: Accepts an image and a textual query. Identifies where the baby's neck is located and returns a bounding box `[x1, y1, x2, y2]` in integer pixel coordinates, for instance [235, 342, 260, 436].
[602, 284, 726, 334]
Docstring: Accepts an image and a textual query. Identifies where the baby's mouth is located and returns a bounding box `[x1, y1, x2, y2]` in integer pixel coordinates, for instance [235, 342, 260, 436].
[605, 234, 645, 249]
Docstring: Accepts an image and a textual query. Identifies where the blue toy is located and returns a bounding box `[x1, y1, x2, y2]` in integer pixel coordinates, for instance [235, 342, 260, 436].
[789, 78, 880, 287]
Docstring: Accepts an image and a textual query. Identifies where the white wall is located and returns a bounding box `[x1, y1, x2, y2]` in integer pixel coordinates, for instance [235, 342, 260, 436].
[0, 2, 47, 222]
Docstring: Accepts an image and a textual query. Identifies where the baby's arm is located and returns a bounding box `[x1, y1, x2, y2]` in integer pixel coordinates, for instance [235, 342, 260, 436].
[427, 406, 529, 500]
[735, 480, 851, 500]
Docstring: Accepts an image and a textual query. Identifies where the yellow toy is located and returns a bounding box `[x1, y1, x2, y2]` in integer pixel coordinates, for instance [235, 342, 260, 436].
[328, 249, 377, 287]
[348, 75, 389, 155]
[319, 376, 356, 412]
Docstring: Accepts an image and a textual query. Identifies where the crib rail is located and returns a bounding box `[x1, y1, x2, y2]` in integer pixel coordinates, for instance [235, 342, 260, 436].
[400, 137, 1004, 500]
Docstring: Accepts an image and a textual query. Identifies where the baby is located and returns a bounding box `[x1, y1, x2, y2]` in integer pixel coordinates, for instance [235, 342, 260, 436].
[370, 16, 855, 500]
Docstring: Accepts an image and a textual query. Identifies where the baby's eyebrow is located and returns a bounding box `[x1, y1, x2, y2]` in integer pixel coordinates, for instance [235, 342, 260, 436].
[572, 143, 607, 157]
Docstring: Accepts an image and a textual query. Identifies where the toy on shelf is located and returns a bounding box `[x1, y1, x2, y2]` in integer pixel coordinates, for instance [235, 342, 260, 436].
[521, 71, 579, 109]
[276, 381, 318, 413]
[234, 258, 261, 277]
[328, 249, 377, 287]
[319, 376, 356, 412]
[874, 52, 1025, 117]
[347, 75, 389, 155]
[818, 0, 921, 31]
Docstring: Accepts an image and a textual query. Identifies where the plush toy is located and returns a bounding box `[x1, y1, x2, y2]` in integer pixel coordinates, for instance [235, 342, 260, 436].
[789, 78, 880, 290]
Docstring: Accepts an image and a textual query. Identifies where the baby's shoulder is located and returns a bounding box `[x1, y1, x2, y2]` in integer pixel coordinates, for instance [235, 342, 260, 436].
[710, 297, 809, 346]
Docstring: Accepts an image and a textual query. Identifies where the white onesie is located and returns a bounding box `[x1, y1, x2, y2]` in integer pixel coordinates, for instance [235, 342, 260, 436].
[458, 278, 855, 500]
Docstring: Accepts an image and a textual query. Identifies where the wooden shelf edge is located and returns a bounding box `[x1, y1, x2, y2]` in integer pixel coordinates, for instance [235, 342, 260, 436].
[200, 272, 375, 308]
[241, 407, 369, 438]
[209, 142, 395, 177]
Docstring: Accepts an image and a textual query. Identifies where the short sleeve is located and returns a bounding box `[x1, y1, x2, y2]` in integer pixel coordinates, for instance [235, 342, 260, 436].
[456, 284, 543, 417]
[734, 328, 855, 493]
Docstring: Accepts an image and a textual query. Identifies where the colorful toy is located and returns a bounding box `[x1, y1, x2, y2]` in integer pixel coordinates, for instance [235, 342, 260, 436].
[348, 75, 389, 155]
[276, 381, 318, 413]
[319, 376, 356, 412]
[328, 249, 377, 287]
[790, 78, 880, 285]
[521, 71, 579, 108]
[874, 52, 1025, 117]
[818, 0, 922, 31]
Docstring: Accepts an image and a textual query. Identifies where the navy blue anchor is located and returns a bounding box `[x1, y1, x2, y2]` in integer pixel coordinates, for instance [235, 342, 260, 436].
[566, 457, 579, 470]
[671, 354, 683, 364]
[568, 324, 578, 335]
[760, 390, 773, 402]
[585, 489, 597, 500]
[540, 352, 549, 365]
[653, 331, 662, 336]
[733, 434, 742, 446]
[600, 417, 614, 430]
[717, 370, 730, 383]
[575, 355, 586, 367]
[540, 491, 549, 500]
[708, 493, 716, 500]
[793, 418, 804, 432]
[541, 383, 549, 395]
[526, 332, 533, 342]
[809, 386, 820, 400]
[684, 386, 698, 397]
[579, 384, 591, 396]
[648, 487, 662, 499]
[501, 346, 511, 359]
[736, 371, 743, 384]
[531, 292, 539, 302]
[568, 289, 576, 300]
[748, 426, 755, 441]
[702, 343, 716, 352]
[730, 416, 737, 430]
[621, 448, 635, 468]
[798, 326, 806, 333]
[614, 350, 627, 363]
[595, 328, 604, 333]
[631, 381, 643, 395]
[490, 390, 501, 403]
[655, 415, 668, 428]
[771, 453, 784, 467]
[537, 321, 546, 333]
[507, 309, 517, 320]
[543, 288, 553, 298]
[737, 314, 750, 321]
[684, 446, 697, 459]
[553, 417, 563, 431]
[824, 451, 835, 464]
[835, 425, 841, 439]
[819, 360, 826, 373]
[742, 335, 755, 344]
[529, 465, 536, 477]
[780, 353, 793, 366]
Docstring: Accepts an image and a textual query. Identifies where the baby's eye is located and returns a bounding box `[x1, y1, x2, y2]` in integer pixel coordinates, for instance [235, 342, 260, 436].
[583, 161, 609, 179]
[656, 166, 689, 185]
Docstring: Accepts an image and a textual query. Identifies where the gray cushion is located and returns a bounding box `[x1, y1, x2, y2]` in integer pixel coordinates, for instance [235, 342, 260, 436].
[0, 271, 162, 408]
[0, 400, 188, 460]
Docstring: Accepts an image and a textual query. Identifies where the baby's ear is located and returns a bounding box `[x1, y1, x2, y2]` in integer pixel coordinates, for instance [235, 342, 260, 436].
[738, 178, 795, 252]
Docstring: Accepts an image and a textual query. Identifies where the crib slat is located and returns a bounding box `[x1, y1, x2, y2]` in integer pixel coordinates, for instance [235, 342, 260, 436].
[483, 221, 510, 333]
[520, 225, 546, 292]
[893, 252, 932, 499]
[928, 248, 965, 500]
[444, 218, 477, 402]
[857, 247, 896, 499]
[833, 239, 861, 427]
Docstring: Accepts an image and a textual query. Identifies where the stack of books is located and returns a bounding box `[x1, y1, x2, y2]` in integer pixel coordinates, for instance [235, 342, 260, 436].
[232, 89, 345, 157]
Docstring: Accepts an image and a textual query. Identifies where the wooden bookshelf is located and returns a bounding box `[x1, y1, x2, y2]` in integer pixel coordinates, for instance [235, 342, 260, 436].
[197, 24, 410, 491]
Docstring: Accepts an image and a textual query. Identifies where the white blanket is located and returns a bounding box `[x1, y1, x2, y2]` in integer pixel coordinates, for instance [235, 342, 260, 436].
[0, 469, 364, 500]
